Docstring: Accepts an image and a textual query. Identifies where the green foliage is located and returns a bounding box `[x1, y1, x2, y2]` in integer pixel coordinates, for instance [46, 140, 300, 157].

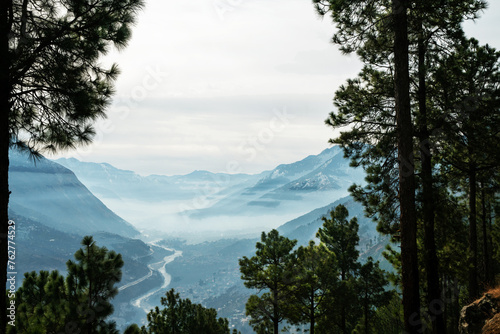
[431, 37, 500, 196]
[240, 207, 392, 334]
[355, 257, 392, 334]
[10, 270, 69, 332]
[287, 241, 337, 334]
[244, 294, 276, 333]
[239, 229, 297, 333]
[142, 288, 234, 334]
[317, 205, 360, 280]
[315, 205, 362, 333]
[7, 0, 144, 154]
[9, 236, 123, 334]
[123, 324, 142, 334]
[66, 235, 124, 332]
[355, 291, 404, 334]
[2, 0, 142, 329]
[312, 0, 499, 332]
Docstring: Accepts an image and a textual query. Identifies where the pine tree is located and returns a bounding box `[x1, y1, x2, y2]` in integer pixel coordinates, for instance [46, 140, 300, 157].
[239, 229, 297, 334]
[124, 324, 142, 334]
[316, 204, 360, 333]
[288, 241, 338, 334]
[430, 38, 500, 300]
[355, 257, 391, 334]
[66, 236, 124, 333]
[312, 1, 487, 331]
[368, 292, 404, 334]
[0, 0, 143, 328]
[312, 1, 419, 327]
[10, 236, 123, 334]
[10, 270, 69, 333]
[142, 288, 233, 334]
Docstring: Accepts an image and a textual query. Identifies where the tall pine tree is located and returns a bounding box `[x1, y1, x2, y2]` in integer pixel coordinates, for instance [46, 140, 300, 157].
[239, 229, 297, 334]
[317, 204, 360, 333]
[0, 0, 143, 328]
[312, 1, 487, 331]
[10, 236, 123, 333]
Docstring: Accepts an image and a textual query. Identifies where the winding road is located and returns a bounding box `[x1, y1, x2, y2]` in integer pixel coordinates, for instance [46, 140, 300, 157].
[117, 240, 183, 314]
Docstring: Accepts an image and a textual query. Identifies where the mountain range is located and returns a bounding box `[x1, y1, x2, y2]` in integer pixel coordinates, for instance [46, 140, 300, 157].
[55, 146, 366, 241]
[8, 146, 390, 331]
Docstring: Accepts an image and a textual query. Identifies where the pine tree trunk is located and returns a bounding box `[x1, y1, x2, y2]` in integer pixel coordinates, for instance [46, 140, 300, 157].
[393, 1, 420, 333]
[340, 270, 346, 333]
[468, 165, 478, 300]
[310, 286, 315, 334]
[480, 185, 490, 287]
[273, 287, 279, 334]
[310, 299, 315, 334]
[487, 199, 494, 285]
[341, 306, 346, 333]
[0, 0, 10, 331]
[442, 275, 448, 332]
[364, 298, 369, 334]
[417, 26, 445, 334]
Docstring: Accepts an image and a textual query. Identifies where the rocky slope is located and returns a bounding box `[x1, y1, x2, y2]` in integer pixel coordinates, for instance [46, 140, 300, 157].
[459, 287, 500, 334]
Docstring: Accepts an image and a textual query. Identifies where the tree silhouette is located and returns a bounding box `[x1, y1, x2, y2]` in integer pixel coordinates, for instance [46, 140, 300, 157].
[239, 229, 297, 334]
[142, 288, 234, 334]
[10, 236, 123, 333]
[288, 241, 338, 334]
[0, 0, 143, 328]
[316, 204, 360, 333]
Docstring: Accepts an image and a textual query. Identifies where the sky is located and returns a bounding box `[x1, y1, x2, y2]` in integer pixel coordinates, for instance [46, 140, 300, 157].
[51, 0, 500, 176]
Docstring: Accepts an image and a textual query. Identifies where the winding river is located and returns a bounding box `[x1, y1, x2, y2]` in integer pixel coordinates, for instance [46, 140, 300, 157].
[118, 240, 183, 314]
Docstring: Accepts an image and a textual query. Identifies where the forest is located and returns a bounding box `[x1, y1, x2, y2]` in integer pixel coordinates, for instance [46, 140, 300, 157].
[1, 0, 500, 333]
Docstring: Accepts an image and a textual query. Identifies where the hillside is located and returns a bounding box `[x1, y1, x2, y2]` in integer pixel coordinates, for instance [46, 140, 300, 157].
[9, 150, 139, 237]
[8, 148, 390, 331]
[165, 195, 390, 332]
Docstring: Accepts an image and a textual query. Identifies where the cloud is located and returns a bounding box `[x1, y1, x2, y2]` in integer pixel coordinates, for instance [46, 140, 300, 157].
[51, 0, 500, 176]
[52, 94, 336, 175]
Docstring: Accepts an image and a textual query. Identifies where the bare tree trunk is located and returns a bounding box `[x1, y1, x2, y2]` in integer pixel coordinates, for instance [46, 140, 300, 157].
[364, 299, 369, 334]
[273, 287, 279, 334]
[417, 24, 445, 334]
[393, 1, 421, 333]
[480, 184, 491, 288]
[487, 199, 494, 285]
[468, 165, 478, 300]
[310, 298, 315, 334]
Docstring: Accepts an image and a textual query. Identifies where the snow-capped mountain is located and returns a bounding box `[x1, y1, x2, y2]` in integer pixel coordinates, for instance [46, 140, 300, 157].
[55, 146, 366, 240]
[249, 145, 346, 191]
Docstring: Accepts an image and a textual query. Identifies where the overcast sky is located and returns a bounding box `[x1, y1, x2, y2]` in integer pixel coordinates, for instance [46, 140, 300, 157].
[51, 0, 500, 176]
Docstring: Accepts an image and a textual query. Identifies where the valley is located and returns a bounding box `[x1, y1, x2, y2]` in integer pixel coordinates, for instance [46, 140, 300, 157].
[9, 146, 388, 332]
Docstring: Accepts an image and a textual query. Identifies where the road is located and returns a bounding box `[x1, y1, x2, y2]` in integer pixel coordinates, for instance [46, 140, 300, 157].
[124, 241, 182, 313]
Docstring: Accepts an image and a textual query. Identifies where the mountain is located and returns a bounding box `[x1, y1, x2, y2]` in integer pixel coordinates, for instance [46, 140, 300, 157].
[10, 210, 177, 330]
[9, 151, 181, 328]
[11, 212, 153, 281]
[54, 146, 366, 240]
[8, 148, 389, 331]
[9, 150, 139, 238]
[276, 195, 391, 266]
[249, 145, 349, 192]
[183, 146, 365, 219]
[55, 158, 260, 202]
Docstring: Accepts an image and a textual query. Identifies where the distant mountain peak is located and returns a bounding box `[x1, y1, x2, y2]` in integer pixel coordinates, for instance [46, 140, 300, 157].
[250, 145, 355, 191]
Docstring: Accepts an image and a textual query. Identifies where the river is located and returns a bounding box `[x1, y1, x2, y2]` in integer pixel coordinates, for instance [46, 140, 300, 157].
[118, 240, 183, 314]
